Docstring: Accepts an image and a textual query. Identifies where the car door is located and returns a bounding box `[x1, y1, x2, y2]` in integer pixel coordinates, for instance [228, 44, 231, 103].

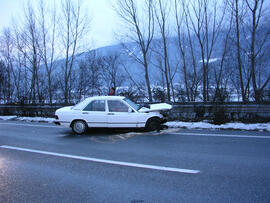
[107, 100, 138, 128]
[82, 100, 107, 127]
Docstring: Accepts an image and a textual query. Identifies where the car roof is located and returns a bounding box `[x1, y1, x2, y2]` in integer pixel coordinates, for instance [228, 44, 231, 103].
[84, 96, 125, 101]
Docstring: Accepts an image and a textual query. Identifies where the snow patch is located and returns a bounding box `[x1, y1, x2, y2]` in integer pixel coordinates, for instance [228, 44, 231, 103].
[17, 117, 56, 123]
[0, 116, 55, 123]
[0, 116, 17, 120]
[166, 121, 270, 132]
[199, 58, 220, 63]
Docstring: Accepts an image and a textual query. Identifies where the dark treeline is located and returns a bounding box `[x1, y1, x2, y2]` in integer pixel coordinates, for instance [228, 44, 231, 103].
[0, 0, 270, 105]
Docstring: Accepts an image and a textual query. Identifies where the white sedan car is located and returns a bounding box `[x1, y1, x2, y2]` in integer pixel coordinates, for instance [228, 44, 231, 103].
[55, 96, 172, 134]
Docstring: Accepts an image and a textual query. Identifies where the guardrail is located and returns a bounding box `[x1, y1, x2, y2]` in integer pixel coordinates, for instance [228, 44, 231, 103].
[0, 103, 270, 123]
[0, 105, 61, 117]
[169, 103, 270, 123]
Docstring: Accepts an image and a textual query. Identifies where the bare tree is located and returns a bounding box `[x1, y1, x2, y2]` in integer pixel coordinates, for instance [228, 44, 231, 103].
[174, 0, 204, 101]
[100, 53, 125, 91]
[121, 62, 148, 99]
[1, 28, 29, 104]
[86, 51, 102, 97]
[245, 0, 270, 101]
[154, 0, 173, 101]
[228, 0, 270, 101]
[0, 60, 9, 102]
[228, 0, 248, 101]
[212, 4, 234, 102]
[38, 0, 57, 104]
[175, 0, 191, 101]
[186, 0, 226, 101]
[75, 50, 103, 100]
[13, 3, 42, 104]
[174, 0, 198, 101]
[114, 0, 155, 102]
[184, 2, 202, 102]
[13, 26, 30, 104]
[60, 0, 89, 104]
[0, 28, 14, 102]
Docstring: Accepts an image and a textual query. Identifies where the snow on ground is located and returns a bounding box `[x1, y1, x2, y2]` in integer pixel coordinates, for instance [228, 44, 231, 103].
[17, 117, 56, 123]
[166, 121, 270, 132]
[0, 116, 270, 132]
[0, 116, 55, 123]
[0, 116, 17, 120]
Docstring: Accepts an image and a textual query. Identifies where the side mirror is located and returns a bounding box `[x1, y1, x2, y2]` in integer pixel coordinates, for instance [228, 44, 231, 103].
[128, 108, 133, 113]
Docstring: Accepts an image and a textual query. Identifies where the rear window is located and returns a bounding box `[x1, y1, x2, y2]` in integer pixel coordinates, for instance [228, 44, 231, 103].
[84, 100, 105, 111]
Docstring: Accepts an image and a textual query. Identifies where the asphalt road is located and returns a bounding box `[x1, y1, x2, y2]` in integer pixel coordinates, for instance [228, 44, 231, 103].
[0, 120, 270, 203]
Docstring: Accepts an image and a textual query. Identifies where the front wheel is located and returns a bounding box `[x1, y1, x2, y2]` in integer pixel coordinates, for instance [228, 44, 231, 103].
[145, 118, 161, 132]
[72, 120, 87, 134]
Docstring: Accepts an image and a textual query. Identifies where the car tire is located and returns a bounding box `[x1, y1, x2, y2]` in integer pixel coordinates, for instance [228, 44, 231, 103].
[145, 118, 161, 132]
[72, 120, 87, 134]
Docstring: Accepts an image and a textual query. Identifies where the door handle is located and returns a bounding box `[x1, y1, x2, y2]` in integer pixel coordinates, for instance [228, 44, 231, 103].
[82, 112, 89, 114]
[108, 113, 114, 115]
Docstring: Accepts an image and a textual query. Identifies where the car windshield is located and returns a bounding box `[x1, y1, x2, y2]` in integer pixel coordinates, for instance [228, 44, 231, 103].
[123, 98, 140, 111]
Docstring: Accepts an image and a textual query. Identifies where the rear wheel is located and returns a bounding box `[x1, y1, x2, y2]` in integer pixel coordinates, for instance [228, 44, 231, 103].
[72, 120, 87, 134]
[145, 118, 161, 132]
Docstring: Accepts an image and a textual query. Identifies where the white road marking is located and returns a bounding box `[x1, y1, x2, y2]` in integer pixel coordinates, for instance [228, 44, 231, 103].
[0, 145, 200, 174]
[0, 122, 63, 128]
[170, 132, 270, 139]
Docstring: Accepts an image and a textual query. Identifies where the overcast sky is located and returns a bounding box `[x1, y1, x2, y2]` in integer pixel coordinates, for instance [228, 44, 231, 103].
[0, 0, 119, 49]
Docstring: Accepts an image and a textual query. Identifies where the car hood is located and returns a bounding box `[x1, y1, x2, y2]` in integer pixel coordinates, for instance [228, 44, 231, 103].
[56, 106, 73, 113]
[138, 103, 172, 113]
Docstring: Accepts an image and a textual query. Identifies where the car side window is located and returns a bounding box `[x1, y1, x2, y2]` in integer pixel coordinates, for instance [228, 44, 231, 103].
[83, 100, 105, 111]
[108, 100, 129, 112]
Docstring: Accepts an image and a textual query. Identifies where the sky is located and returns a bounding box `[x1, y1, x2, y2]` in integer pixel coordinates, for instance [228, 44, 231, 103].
[0, 0, 119, 49]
